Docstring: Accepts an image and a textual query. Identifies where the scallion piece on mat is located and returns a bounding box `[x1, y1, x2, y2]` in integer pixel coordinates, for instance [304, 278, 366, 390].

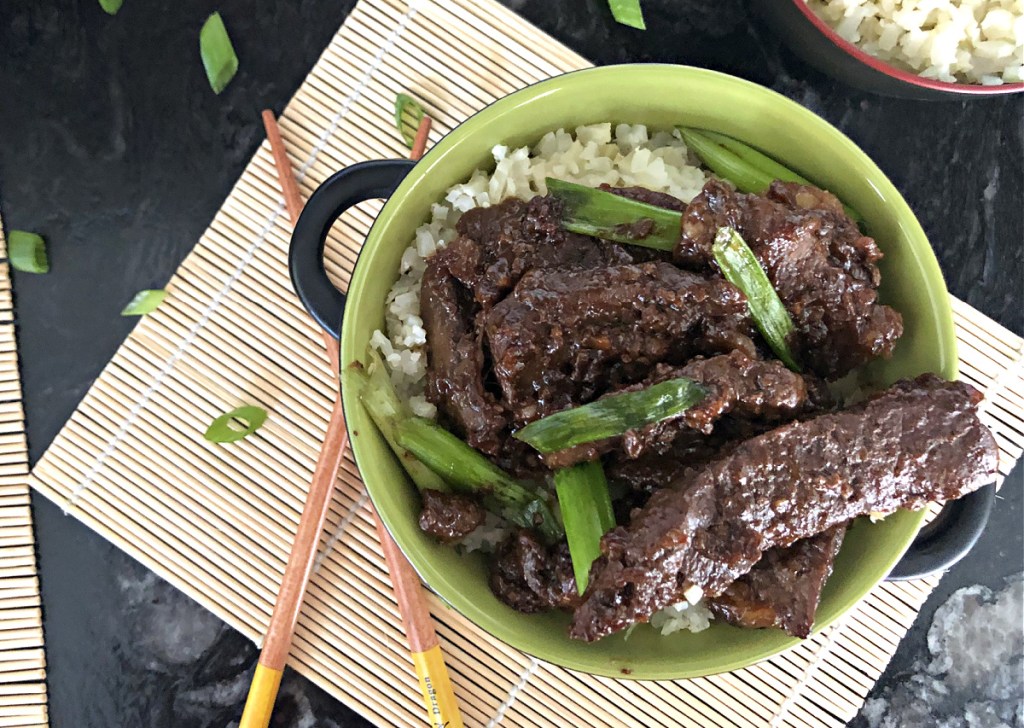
[121, 289, 167, 316]
[608, 0, 645, 29]
[394, 93, 426, 148]
[545, 177, 680, 251]
[99, 0, 124, 15]
[8, 231, 49, 274]
[555, 461, 615, 594]
[514, 377, 707, 453]
[204, 405, 267, 443]
[200, 12, 238, 94]
[396, 417, 564, 543]
[713, 226, 801, 371]
[349, 350, 449, 493]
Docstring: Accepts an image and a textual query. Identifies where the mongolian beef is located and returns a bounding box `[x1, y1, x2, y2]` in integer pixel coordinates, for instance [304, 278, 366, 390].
[353, 124, 998, 643]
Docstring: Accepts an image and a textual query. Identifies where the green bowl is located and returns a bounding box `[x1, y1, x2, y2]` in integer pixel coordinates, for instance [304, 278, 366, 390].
[339, 65, 956, 679]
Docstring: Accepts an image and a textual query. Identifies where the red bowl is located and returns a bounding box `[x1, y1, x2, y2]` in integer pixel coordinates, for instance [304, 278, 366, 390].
[754, 0, 1024, 99]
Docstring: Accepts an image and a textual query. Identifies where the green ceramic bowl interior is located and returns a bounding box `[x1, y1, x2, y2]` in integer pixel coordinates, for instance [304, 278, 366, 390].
[340, 65, 956, 680]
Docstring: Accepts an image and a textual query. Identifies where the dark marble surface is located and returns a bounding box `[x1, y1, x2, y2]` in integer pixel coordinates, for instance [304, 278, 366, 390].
[0, 1, 1020, 726]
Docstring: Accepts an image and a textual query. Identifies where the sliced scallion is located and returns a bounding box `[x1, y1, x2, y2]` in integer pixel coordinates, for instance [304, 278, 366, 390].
[204, 405, 267, 443]
[678, 128, 774, 195]
[545, 177, 680, 251]
[608, 0, 645, 29]
[713, 226, 801, 371]
[396, 416, 564, 544]
[555, 461, 615, 594]
[698, 130, 813, 186]
[121, 289, 167, 316]
[514, 377, 707, 453]
[200, 12, 238, 94]
[7, 231, 49, 274]
[394, 93, 426, 148]
[680, 127, 863, 222]
[349, 349, 449, 493]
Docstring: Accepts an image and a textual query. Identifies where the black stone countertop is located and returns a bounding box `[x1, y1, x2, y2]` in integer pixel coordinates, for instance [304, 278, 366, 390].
[0, 1, 1020, 726]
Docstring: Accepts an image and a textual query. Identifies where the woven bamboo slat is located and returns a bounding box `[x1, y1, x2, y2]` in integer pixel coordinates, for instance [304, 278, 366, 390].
[0, 223, 49, 727]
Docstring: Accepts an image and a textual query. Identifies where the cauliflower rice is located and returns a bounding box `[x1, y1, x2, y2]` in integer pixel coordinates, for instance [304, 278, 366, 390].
[371, 123, 715, 634]
[806, 0, 1023, 85]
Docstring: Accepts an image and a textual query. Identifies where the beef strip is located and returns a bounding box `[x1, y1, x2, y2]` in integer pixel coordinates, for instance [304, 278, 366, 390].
[423, 195, 657, 454]
[707, 525, 847, 638]
[489, 530, 581, 613]
[450, 196, 637, 307]
[540, 351, 811, 469]
[421, 245, 508, 454]
[570, 374, 998, 641]
[675, 179, 903, 379]
[485, 262, 759, 427]
[418, 489, 486, 543]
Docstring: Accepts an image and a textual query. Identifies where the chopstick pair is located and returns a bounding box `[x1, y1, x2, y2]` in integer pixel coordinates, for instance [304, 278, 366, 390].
[239, 110, 461, 728]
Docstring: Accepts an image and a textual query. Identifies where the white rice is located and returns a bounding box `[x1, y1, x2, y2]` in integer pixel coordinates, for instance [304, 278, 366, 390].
[649, 600, 715, 636]
[805, 0, 1024, 85]
[373, 123, 712, 635]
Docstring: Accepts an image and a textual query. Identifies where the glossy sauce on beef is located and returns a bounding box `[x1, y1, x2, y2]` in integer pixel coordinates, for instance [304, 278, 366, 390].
[571, 376, 997, 641]
[676, 179, 903, 379]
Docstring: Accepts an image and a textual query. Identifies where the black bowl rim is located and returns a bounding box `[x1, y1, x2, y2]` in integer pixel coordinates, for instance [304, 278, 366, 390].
[789, 0, 1024, 95]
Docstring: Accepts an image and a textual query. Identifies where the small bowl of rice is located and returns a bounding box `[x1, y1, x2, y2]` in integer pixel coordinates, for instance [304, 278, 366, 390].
[754, 0, 1024, 98]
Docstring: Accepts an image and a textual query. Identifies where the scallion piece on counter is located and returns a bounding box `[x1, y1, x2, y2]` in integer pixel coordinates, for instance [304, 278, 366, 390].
[396, 416, 564, 543]
[349, 350, 449, 493]
[199, 12, 238, 94]
[514, 377, 707, 453]
[99, 0, 124, 15]
[204, 405, 267, 443]
[545, 177, 680, 251]
[555, 461, 615, 594]
[8, 231, 49, 274]
[394, 93, 426, 148]
[713, 226, 801, 371]
[121, 289, 167, 316]
[608, 0, 645, 29]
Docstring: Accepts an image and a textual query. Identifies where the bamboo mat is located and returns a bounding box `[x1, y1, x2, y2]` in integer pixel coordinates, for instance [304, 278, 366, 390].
[0, 223, 49, 727]
[25, 0, 1024, 726]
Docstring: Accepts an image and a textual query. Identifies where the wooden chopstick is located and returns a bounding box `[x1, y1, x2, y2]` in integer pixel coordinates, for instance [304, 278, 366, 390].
[261, 109, 305, 223]
[240, 110, 461, 728]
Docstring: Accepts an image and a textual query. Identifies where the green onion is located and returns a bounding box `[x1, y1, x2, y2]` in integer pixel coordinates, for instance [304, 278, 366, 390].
[514, 377, 707, 453]
[348, 350, 449, 493]
[121, 289, 167, 316]
[394, 93, 426, 148]
[608, 0, 645, 29]
[698, 130, 813, 186]
[99, 0, 124, 14]
[7, 231, 49, 274]
[713, 226, 801, 371]
[204, 405, 267, 443]
[545, 177, 679, 251]
[555, 461, 615, 594]
[680, 127, 863, 222]
[678, 128, 774, 195]
[199, 12, 238, 94]
[396, 417, 564, 543]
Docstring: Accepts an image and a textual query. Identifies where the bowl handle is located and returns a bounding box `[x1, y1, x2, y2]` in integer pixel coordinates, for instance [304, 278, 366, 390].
[886, 483, 994, 580]
[289, 159, 417, 338]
